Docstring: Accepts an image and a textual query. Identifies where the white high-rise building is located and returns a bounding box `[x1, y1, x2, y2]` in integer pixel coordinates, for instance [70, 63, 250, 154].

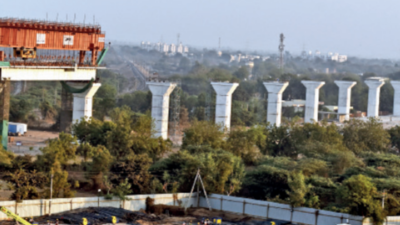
[170, 44, 176, 53]
[162, 44, 169, 53]
[177, 44, 184, 54]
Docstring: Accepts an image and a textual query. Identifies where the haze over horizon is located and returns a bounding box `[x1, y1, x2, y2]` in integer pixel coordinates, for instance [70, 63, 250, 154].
[1, 0, 399, 59]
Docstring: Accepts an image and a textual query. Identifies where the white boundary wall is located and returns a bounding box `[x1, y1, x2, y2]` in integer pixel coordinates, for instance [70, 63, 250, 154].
[199, 194, 366, 225]
[2, 193, 400, 225]
[0, 193, 197, 220]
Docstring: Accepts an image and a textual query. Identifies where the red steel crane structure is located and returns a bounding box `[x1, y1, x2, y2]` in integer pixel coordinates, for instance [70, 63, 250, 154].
[0, 17, 109, 150]
[0, 17, 107, 66]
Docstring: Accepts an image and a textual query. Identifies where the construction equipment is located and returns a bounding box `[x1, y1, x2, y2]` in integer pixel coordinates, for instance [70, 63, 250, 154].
[0, 206, 35, 225]
[0, 17, 106, 66]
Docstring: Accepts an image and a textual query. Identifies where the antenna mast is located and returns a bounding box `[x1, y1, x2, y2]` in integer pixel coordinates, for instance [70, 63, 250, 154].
[279, 33, 285, 73]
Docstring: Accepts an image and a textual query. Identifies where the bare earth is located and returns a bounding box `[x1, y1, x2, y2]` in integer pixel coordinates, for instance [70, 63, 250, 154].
[8, 130, 59, 155]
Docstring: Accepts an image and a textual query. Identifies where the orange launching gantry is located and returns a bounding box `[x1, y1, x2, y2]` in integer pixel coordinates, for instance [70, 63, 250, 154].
[0, 17, 108, 66]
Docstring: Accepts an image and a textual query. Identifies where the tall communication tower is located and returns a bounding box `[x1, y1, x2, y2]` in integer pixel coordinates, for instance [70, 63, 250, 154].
[177, 33, 180, 45]
[279, 33, 285, 72]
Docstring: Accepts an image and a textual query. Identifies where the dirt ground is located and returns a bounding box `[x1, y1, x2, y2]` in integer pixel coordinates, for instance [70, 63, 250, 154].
[8, 130, 59, 155]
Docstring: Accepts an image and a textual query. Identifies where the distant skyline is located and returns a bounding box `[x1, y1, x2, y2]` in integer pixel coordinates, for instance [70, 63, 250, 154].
[1, 0, 400, 59]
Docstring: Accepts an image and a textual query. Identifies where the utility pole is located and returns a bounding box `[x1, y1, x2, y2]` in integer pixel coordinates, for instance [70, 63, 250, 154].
[54, 88, 57, 105]
[49, 170, 54, 215]
[279, 33, 285, 74]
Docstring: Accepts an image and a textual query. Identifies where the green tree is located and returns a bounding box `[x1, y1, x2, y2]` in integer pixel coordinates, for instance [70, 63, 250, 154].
[72, 118, 115, 147]
[112, 178, 132, 200]
[342, 118, 390, 154]
[93, 83, 117, 119]
[337, 175, 384, 224]
[39, 100, 58, 120]
[233, 66, 249, 80]
[182, 120, 226, 150]
[179, 57, 191, 71]
[151, 149, 245, 195]
[286, 171, 310, 207]
[6, 169, 47, 202]
[88, 145, 114, 189]
[227, 126, 265, 165]
[36, 133, 78, 171]
[388, 126, 400, 150]
[110, 154, 153, 194]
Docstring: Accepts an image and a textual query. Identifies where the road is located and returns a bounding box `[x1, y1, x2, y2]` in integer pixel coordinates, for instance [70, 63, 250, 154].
[128, 61, 148, 91]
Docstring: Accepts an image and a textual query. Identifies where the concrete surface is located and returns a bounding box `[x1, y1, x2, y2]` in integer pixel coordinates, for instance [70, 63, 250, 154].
[147, 82, 176, 139]
[211, 82, 239, 131]
[365, 78, 385, 118]
[263, 82, 288, 127]
[301, 81, 325, 123]
[335, 80, 357, 121]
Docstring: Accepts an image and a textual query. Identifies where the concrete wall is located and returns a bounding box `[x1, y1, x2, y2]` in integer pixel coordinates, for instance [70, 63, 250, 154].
[0, 193, 393, 224]
[200, 194, 365, 225]
[0, 193, 196, 220]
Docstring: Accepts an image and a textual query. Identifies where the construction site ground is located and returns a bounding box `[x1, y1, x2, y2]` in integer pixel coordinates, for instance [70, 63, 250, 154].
[0, 207, 286, 225]
[8, 130, 59, 155]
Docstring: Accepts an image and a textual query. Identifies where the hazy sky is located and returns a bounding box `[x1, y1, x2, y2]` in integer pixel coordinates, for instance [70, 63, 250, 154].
[2, 0, 400, 58]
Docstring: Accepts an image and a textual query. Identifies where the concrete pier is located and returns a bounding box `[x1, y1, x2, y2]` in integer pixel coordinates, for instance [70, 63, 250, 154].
[391, 81, 400, 117]
[365, 78, 385, 118]
[263, 82, 289, 127]
[334, 81, 357, 121]
[301, 81, 325, 123]
[71, 83, 102, 122]
[147, 82, 176, 139]
[211, 82, 239, 131]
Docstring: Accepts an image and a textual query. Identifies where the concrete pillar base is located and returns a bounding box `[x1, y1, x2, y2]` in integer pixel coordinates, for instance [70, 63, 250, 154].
[147, 82, 177, 139]
[391, 81, 400, 117]
[334, 81, 357, 121]
[301, 81, 325, 123]
[263, 82, 288, 127]
[71, 83, 102, 122]
[365, 78, 385, 118]
[211, 82, 239, 131]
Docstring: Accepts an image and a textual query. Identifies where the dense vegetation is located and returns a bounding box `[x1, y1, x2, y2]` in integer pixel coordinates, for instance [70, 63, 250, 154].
[5, 48, 400, 225]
